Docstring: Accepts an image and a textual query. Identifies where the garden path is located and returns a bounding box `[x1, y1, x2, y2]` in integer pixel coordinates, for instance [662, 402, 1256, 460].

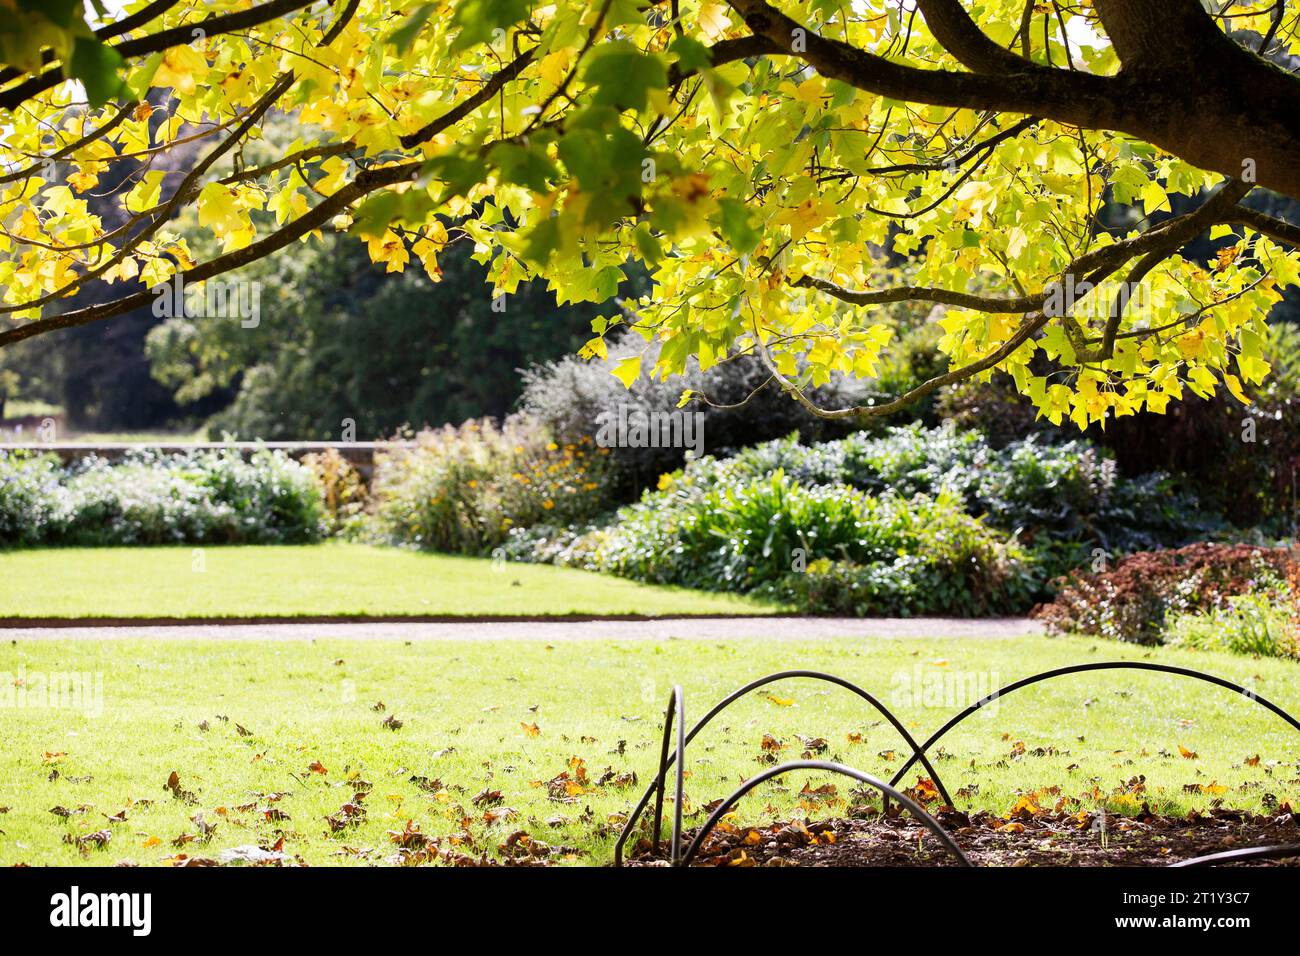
[1, 617, 1042, 641]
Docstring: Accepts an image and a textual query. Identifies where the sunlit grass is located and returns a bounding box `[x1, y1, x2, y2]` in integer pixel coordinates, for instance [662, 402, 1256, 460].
[0, 543, 778, 618]
[0, 632, 1296, 866]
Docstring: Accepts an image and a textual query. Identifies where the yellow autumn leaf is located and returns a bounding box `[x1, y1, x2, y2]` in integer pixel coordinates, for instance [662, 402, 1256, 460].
[611, 355, 640, 389]
[538, 48, 572, 87]
[697, 2, 732, 42]
[125, 170, 167, 214]
[151, 44, 208, 97]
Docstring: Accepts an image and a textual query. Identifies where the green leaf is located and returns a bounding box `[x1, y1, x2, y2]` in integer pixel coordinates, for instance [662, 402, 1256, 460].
[583, 41, 667, 113]
[423, 153, 489, 201]
[556, 119, 646, 225]
[22, 0, 80, 28]
[386, 3, 436, 53]
[668, 36, 712, 75]
[632, 221, 663, 265]
[489, 142, 559, 193]
[69, 36, 127, 108]
[716, 198, 761, 255]
[450, 0, 529, 54]
[128, 51, 164, 101]
[522, 215, 563, 266]
[592, 264, 625, 300]
[350, 191, 402, 239]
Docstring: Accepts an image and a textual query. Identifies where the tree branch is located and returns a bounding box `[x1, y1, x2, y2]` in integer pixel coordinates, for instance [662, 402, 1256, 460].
[791, 276, 1044, 313]
[1229, 205, 1300, 247]
[0, 0, 319, 112]
[914, 0, 1033, 73]
[398, 49, 538, 150]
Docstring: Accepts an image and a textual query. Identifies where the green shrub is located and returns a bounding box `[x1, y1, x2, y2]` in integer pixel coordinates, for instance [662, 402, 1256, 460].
[370, 416, 617, 554]
[1165, 588, 1297, 659]
[0, 451, 63, 546]
[545, 471, 1026, 615]
[0, 449, 325, 547]
[639, 424, 1217, 593]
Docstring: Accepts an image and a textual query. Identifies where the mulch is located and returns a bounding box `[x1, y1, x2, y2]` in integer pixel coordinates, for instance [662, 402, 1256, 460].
[625, 805, 1300, 867]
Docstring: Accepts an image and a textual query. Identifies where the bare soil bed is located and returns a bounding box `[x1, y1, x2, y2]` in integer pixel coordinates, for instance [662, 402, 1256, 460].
[627, 805, 1300, 867]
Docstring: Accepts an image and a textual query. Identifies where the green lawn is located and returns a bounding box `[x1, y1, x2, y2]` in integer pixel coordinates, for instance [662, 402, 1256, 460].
[0, 543, 777, 619]
[1, 632, 1296, 866]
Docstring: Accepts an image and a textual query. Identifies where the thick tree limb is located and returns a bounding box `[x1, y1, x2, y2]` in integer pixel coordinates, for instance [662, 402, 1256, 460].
[914, 0, 1032, 73]
[1229, 205, 1300, 247]
[724, 0, 1300, 199]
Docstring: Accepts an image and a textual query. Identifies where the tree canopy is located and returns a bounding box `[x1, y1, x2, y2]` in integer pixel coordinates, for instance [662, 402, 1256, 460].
[3, 0, 1300, 429]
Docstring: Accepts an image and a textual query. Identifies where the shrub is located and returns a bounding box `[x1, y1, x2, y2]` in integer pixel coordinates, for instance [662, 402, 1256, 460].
[1033, 543, 1290, 643]
[1165, 588, 1298, 659]
[935, 375, 1049, 448]
[518, 330, 870, 495]
[0, 451, 64, 546]
[841, 424, 1213, 555]
[544, 471, 1027, 615]
[302, 448, 369, 537]
[0, 449, 325, 547]
[370, 415, 617, 554]
[637, 424, 1218, 593]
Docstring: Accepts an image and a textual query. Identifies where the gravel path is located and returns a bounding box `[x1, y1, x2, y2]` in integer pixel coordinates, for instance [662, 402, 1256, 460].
[0, 617, 1043, 641]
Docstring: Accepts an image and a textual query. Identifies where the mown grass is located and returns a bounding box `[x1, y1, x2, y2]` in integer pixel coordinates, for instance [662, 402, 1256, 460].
[0, 632, 1296, 866]
[0, 543, 778, 618]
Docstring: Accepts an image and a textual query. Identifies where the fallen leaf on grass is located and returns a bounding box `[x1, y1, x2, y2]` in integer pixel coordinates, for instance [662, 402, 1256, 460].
[388, 820, 432, 850]
[64, 829, 111, 855]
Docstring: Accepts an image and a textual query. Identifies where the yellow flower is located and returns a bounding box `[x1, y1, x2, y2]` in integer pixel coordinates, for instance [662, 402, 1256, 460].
[543, 499, 555, 510]
[546, 442, 558, 451]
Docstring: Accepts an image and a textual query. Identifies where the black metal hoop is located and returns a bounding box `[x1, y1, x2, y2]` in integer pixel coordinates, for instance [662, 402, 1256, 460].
[644, 686, 685, 865]
[679, 760, 972, 867]
[612, 670, 952, 866]
[887, 661, 1300, 800]
[613, 663, 1300, 868]
[1169, 843, 1300, 867]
